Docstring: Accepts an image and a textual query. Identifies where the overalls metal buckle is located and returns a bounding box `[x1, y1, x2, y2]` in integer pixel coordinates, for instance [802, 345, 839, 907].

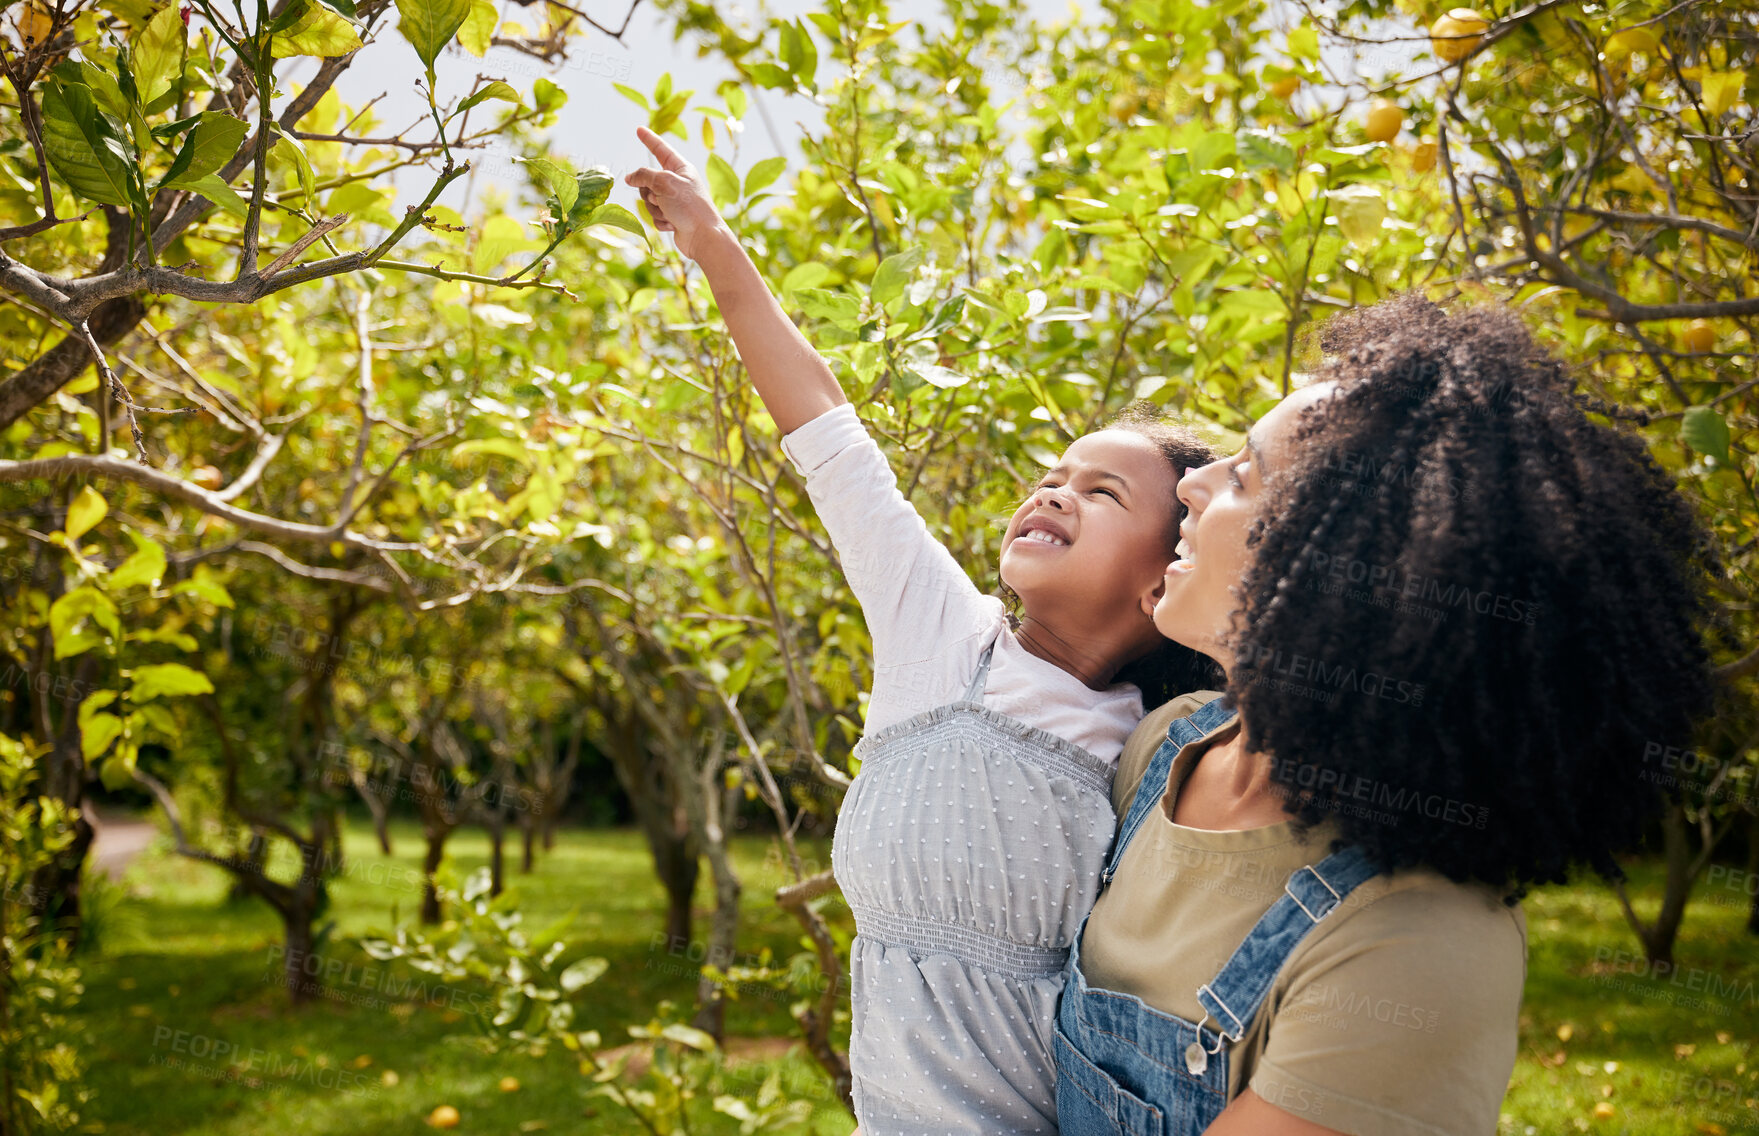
[1284, 863, 1343, 922]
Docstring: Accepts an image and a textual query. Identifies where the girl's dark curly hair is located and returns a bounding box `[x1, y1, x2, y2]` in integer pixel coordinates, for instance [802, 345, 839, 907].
[1228, 295, 1716, 893]
[1104, 404, 1225, 704]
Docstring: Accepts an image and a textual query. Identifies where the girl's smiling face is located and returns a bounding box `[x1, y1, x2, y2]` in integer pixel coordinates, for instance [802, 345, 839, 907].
[1156, 383, 1338, 668]
[998, 429, 1183, 636]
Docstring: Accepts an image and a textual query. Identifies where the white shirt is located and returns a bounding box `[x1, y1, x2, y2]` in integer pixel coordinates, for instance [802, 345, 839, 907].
[780, 403, 1143, 764]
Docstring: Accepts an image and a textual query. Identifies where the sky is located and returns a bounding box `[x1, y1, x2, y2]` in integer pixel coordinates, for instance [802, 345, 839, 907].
[317, 0, 1085, 223]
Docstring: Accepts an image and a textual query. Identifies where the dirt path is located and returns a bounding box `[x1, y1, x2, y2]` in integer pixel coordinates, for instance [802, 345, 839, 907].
[88, 807, 158, 881]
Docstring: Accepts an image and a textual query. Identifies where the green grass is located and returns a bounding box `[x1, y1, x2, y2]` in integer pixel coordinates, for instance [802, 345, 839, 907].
[68, 821, 1759, 1135]
[1500, 860, 1759, 1136]
[74, 817, 854, 1136]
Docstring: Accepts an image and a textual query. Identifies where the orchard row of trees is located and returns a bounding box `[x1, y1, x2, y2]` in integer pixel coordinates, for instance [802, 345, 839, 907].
[3, 0, 1758, 1129]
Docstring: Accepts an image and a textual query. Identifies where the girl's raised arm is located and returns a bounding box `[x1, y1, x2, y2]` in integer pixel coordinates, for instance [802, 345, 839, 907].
[625, 126, 845, 434]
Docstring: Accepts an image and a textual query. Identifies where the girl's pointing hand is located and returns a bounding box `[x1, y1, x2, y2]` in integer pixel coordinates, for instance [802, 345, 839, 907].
[625, 125, 726, 263]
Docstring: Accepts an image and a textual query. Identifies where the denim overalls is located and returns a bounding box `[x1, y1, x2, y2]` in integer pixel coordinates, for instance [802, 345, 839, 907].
[1054, 697, 1381, 1134]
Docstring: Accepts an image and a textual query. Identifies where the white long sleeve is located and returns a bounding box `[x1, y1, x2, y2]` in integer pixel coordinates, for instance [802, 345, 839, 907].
[781, 403, 1143, 761]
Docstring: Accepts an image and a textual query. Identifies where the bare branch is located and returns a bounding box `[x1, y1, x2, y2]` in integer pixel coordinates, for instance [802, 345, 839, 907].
[0, 454, 421, 550]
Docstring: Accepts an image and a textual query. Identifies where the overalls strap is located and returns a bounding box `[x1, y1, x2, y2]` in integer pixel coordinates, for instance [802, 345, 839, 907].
[1102, 695, 1237, 887]
[1193, 843, 1382, 1043]
[961, 641, 997, 703]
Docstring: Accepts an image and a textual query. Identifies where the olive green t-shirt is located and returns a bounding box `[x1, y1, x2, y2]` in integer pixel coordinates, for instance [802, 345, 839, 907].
[1079, 693, 1528, 1136]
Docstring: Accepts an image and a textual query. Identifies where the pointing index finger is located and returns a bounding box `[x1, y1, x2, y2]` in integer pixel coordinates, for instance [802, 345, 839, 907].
[634, 125, 689, 173]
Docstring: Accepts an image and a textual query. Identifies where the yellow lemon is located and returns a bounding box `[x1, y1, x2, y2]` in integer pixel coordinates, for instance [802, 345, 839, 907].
[1365, 99, 1403, 142]
[1431, 9, 1488, 63]
[1603, 27, 1659, 69]
[1412, 136, 1438, 173]
[1682, 319, 1716, 354]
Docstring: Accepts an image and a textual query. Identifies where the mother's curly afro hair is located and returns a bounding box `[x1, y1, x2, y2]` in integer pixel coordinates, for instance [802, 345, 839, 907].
[1228, 294, 1717, 894]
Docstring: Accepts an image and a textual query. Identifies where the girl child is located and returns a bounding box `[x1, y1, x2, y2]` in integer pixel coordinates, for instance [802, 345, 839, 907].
[625, 126, 1214, 1132]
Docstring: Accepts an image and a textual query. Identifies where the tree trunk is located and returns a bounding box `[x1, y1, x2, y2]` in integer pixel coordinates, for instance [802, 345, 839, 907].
[1640, 802, 1693, 969]
[420, 829, 446, 925]
[26, 807, 93, 951]
[1745, 811, 1759, 936]
[487, 817, 505, 898]
[0, 871, 13, 1136]
[657, 833, 699, 951]
[691, 825, 742, 1043]
[281, 904, 321, 1005]
[519, 817, 536, 874]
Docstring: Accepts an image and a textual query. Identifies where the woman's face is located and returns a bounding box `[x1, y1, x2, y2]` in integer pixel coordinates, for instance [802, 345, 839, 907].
[998, 429, 1181, 629]
[1154, 383, 1338, 669]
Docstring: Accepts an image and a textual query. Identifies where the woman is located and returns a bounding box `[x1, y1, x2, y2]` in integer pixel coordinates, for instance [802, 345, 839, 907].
[1055, 295, 1715, 1135]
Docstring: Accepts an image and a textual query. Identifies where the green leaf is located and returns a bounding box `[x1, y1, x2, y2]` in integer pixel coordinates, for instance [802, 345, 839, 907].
[523, 156, 577, 219]
[66, 485, 108, 541]
[718, 80, 747, 120]
[108, 531, 167, 591]
[79, 690, 120, 717]
[781, 261, 831, 295]
[268, 0, 315, 33]
[100, 740, 139, 791]
[612, 82, 650, 110]
[128, 662, 215, 701]
[168, 563, 234, 607]
[49, 587, 120, 659]
[745, 62, 791, 90]
[705, 153, 739, 206]
[471, 214, 538, 275]
[175, 172, 249, 217]
[650, 93, 690, 136]
[1236, 127, 1295, 171]
[150, 112, 204, 144]
[57, 60, 130, 123]
[778, 18, 816, 89]
[456, 0, 495, 56]
[132, 2, 186, 108]
[743, 155, 786, 197]
[156, 111, 247, 191]
[559, 956, 608, 992]
[271, 1, 364, 56]
[80, 712, 123, 761]
[531, 77, 565, 111]
[452, 437, 533, 465]
[271, 130, 316, 200]
[565, 169, 613, 227]
[871, 247, 924, 306]
[905, 361, 968, 388]
[39, 76, 138, 206]
[456, 79, 519, 114]
[1682, 406, 1731, 465]
[583, 202, 649, 249]
[394, 0, 472, 73]
[794, 287, 862, 331]
[659, 1023, 718, 1051]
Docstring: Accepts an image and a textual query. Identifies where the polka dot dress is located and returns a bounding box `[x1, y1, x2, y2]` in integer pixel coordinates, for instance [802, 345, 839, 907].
[832, 644, 1117, 1134]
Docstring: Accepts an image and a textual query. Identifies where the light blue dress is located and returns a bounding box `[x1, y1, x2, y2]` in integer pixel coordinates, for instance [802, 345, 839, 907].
[832, 639, 1119, 1133]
